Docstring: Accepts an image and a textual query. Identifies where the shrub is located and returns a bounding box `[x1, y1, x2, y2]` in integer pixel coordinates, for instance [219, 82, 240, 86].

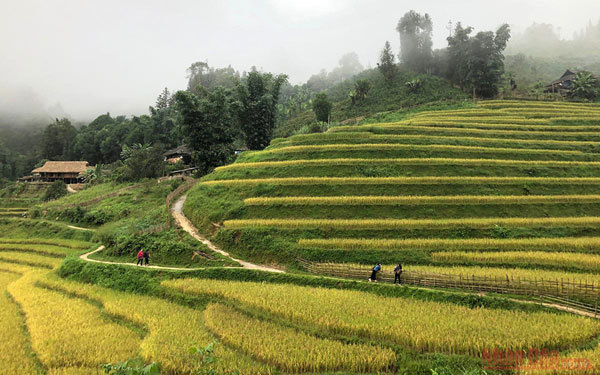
[312, 92, 332, 123]
[43, 180, 68, 201]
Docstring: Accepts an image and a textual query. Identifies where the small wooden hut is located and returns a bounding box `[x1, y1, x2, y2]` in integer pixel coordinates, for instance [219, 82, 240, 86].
[545, 69, 580, 94]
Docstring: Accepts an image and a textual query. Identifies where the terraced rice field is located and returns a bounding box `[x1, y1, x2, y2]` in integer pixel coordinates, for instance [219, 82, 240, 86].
[0, 207, 27, 217]
[0, 235, 442, 373]
[0, 236, 275, 373]
[7, 99, 600, 374]
[185, 100, 600, 275]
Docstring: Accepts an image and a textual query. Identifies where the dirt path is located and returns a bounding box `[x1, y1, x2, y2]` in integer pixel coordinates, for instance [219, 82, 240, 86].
[78, 195, 283, 273]
[506, 297, 599, 319]
[66, 185, 77, 193]
[67, 225, 94, 231]
[79, 245, 212, 271]
[172, 195, 284, 273]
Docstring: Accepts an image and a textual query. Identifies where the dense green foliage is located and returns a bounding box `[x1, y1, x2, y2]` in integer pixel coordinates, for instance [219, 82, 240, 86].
[175, 90, 236, 174]
[311, 93, 332, 123]
[447, 23, 511, 98]
[116, 144, 165, 181]
[186, 61, 240, 93]
[237, 71, 287, 150]
[42, 180, 67, 201]
[40, 118, 77, 160]
[570, 71, 600, 100]
[276, 69, 469, 137]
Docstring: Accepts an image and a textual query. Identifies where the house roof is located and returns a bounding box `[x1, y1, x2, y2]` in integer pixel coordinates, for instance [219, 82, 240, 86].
[164, 145, 191, 157]
[548, 69, 580, 86]
[32, 161, 90, 174]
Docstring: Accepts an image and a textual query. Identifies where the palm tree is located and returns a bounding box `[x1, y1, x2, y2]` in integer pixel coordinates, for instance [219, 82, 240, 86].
[570, 72, 598, 101]
[354, 80, 371, 101]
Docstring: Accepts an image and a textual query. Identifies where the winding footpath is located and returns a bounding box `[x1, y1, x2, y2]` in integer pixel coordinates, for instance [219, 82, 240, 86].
[171, 195, 283, 273]
[79, 195, 283, 273]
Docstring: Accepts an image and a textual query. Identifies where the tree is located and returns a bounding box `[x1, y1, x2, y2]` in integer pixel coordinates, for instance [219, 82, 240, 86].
[396, 10, 433, 72]
[175, 89, 236, 174]
[446, 22, 473, 87]
[447, 23, 511, 98]
[353, 80, 371, 103]
[42, 180, 67, 201]
[155, 87, 173, 109]
[187, 61, 240, 93]
[405, 78, 423, 93]
[118, 143, 165, 181]
[349, 80, 371, 106]
[236, 70, 288, 150]
[570, 71, 599, 100]
[305, 52, 364, 92]
[41, 118, 77, 160]
[377, 41, 397, 83]
[311, 93, 332, 123]
[329, 52, 364, 82]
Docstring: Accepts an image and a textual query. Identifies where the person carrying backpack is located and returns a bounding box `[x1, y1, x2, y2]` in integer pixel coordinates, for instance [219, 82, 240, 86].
[369, 263, 381, 282]
[143, 249, 150, 266]
[136, 250, 144, 266]
[394, 263, 403, 284]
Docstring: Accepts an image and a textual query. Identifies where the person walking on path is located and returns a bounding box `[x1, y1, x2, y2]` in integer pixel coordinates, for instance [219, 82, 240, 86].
[394, 263, 403, 284]
[143, 249, 150, 266]
[369, 263, 381, 282]
[136, 250, 144, 266]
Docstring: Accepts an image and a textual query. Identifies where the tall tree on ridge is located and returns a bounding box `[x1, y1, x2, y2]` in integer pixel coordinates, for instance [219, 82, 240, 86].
[236, 70, 287, 150]
[377, 41, 397, 83]
[41, 118, 77, 160]
[396, 10, 433, 73]
[447, 23, 511, 98]
[175, 89, 236, 174]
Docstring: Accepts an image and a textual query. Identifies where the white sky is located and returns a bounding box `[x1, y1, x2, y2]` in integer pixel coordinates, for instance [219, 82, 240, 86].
[1, 0, 599, 121]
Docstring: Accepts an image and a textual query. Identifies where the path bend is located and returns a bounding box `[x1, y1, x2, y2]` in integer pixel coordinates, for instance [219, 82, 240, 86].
[78, 195, 283, 273]
[172, 195, 284, 273]
[79, 245, 209, 271]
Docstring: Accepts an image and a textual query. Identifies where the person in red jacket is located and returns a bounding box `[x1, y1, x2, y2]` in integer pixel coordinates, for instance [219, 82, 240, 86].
[136, 250, 144, 266]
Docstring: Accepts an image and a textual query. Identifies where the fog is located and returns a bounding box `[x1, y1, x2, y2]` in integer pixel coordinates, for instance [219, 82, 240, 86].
[1, 0, 599, 122]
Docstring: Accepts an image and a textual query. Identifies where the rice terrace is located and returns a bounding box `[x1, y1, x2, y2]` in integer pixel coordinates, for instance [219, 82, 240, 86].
[3, 2, 600, 374]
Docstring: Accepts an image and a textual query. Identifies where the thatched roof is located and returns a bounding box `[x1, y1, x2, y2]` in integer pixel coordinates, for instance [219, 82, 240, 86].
[548, 69, 580, 86]
[32, 161, 89, 174]
[164, 145, 191, 157]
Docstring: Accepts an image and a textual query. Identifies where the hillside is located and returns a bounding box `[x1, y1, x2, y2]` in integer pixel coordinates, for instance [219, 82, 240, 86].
[25, 179, 235, 267]
[5, 100, 600, 373]
[276, 68, 470, 138]
[186, 100, 600, 278]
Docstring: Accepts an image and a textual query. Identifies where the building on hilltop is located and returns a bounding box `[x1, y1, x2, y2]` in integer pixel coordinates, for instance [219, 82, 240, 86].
[164, 145, 192, 164]
[544, 69, 580, 94]
[31, 161, 91, 183]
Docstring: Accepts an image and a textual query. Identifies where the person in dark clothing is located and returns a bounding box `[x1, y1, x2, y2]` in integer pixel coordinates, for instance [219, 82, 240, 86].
[394, 263, 403, 284]
[369, 263, 381, 282]
[136, 250, 144, 266]
[143, 250, 150, 266]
